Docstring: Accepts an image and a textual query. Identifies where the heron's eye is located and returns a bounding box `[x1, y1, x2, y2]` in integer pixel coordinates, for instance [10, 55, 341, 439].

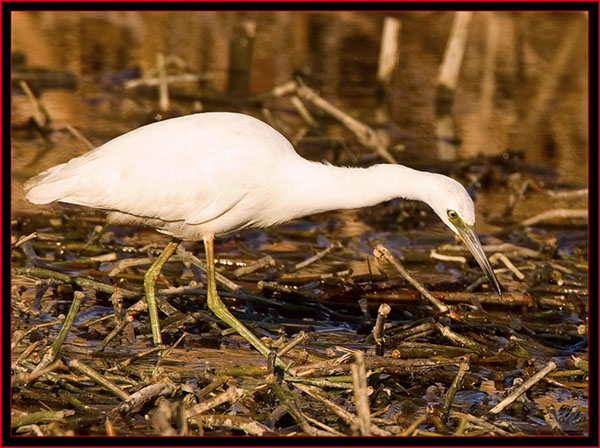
[447, 210, 458, 220]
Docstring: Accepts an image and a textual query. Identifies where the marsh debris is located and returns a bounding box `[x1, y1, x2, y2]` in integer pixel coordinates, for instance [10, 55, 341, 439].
[11, 175, 588, 435]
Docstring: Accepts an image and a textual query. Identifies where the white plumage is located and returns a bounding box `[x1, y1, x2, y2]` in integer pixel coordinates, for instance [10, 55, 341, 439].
[26, 112, 476, 240]
[26, 113, 300, 238]
[25, 111, 501, 352]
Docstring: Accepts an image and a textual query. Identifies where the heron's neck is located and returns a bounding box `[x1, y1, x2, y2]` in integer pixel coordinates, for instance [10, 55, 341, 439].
[283, 161, 435, 218]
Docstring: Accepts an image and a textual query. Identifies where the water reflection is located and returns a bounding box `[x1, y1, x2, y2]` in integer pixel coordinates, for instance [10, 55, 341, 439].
[11, 10, 588, 214]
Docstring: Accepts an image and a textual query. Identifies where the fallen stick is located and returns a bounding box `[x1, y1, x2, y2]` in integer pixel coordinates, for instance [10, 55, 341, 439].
[441, 362, 470, 422]
[279, 269, 353, 283]
[430, 249, 467, 263]
[372, 303, 391, 356]
[374, 244, 448, 313]
[95, 314, 135, 353]
[285, 376, 353, 390]
[12, 339, 46, 367]
[12, 267, 139, 299]
[295, 80, 396, 164]
[124, 73, 209, 89]
[289, 95, 317, 127]
[301, 412, 346, 436]
[176, 246, 241, 291]
[59, 390, 94, 413]
[12, 410, 75, 429]
[289, 353, 352, 377]
[186, 386, 244, 418]
[401, 414, 426, 436]
[19, 80, 51, 130]
[12, 318, 64, 350]
[545, 188, 587, 199]
[115, 383, 178, 415]
[437, 242, 542, 259]
[293, 355, 458, 378]
[489, 252, 525, 281]
[571, 356, 588, 373]
[364, 290, 533, 307]
[450, 411, 511, 435]
[487, 361, 557, 416]
[64, 124, 94, 150]
[293, 383, 391, 436]
[388, 321, 437, 342]
[69, 359, 130, 401]
[213, 365, 268, 377]
[350, 351, 371, 435]
[520, 209, 587, 227]
[108, 254, 187, 276]
[195, 376, 229, 401]
[12, 359, 65, 387]
[12, 232, 38, 249]
[34, 291, 84, 372]
[277, 330, 309, 358]
[543, 407, 565, 435]
[153, 332, 187, 374]
[189, 414, 276, 436]
[114, 346, 166, 369]
[430, 408, 451, 433]
[269, 379, 320, 435]
[292, 241, 342, 271]
[436, 323, 494, 356]
[51, 252, 117, 266]
[232, 255, 275, 277]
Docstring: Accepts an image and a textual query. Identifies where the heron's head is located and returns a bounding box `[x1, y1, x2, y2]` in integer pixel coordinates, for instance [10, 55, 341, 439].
[426, 174, 502, 295]
[425, 174, 476, 233]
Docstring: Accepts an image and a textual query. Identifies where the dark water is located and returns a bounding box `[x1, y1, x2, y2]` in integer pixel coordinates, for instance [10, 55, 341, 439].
[11, 11, 588, 437]
[12, 11, 588, 212]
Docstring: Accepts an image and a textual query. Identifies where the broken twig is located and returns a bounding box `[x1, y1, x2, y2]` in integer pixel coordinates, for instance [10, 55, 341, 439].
[374, 244, 448, 313]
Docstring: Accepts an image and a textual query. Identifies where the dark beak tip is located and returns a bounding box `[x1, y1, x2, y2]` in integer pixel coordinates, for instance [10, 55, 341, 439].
[455, 222, 504, 298]
[489, 274, 503, 296]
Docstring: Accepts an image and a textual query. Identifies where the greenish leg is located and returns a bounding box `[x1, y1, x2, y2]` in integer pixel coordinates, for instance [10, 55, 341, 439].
[144, 240, 180, 346]
[204, 235, 285, 368]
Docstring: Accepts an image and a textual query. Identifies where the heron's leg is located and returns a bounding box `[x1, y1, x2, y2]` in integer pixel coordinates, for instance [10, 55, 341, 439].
[144, 240, 180, 346]
[203, 234, 273, 360]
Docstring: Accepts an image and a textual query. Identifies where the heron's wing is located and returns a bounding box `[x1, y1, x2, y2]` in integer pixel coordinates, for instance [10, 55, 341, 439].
[25, 113, 294, 223]
[90, 150, 254, 223]
[26, 142, 257, 224]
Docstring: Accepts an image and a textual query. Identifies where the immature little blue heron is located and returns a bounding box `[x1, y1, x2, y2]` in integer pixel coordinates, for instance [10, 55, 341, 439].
[25, 112, 502, 358]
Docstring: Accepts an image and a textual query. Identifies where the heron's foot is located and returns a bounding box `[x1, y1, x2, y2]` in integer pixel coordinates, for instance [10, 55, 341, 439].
[207, 292, 285, 368]
[203, 233, 285, 369]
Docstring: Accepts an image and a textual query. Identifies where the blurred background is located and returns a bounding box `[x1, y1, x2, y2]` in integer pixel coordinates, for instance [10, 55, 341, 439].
[12, 11, 588, 214]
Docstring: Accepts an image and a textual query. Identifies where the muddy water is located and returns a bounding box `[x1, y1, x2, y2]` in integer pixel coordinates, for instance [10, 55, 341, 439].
[11, 11, 588, 437]
[12, 11, 587, 212]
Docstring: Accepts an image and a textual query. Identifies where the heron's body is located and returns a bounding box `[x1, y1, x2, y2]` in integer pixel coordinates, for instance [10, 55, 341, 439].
[25, 113, 466, 240]
[25, 112, 502, 357]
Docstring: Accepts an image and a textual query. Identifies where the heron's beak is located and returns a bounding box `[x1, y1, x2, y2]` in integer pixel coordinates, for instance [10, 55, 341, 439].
[453, 220, 502, 295]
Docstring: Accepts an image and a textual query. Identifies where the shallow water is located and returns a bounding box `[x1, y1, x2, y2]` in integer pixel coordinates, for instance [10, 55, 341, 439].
[11, 10, 588, 437]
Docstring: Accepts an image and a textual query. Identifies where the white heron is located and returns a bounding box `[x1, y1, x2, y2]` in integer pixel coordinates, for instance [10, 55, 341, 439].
[25, 112, 502, 361]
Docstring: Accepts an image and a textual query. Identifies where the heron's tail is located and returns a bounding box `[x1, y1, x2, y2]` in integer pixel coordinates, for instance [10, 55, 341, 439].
[24, 163, 79, 204]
